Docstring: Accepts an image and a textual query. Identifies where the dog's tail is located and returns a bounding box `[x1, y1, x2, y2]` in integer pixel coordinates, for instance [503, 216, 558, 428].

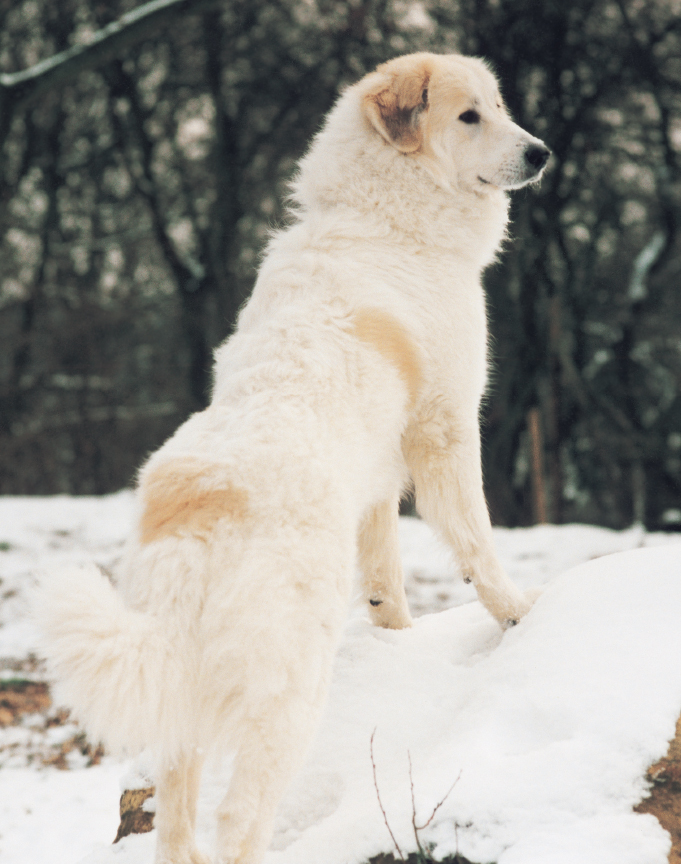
[34, 563, 187, 757]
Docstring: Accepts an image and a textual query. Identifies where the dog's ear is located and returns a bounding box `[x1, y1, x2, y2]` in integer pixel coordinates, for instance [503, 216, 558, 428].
[363, 63, 430, 153]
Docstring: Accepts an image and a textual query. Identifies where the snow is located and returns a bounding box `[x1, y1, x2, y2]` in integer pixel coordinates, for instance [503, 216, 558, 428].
[0, 761, 122, 863]
[1, 492, 681, 864]
[0, 493, 134, 664]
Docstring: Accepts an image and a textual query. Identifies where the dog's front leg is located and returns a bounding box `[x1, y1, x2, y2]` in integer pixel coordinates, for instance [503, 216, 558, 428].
[404, 419, 533, 628]
[358, 498, 413, 629]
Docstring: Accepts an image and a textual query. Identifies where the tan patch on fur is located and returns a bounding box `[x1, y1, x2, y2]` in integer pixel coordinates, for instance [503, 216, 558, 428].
[363, 55, 432, 153]
[352, 309, 422, 407]
[139, 459, 248, 544]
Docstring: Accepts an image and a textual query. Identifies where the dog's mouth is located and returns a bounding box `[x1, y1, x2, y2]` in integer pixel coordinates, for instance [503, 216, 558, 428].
[477, 144, 551, 191]
[479, 165, 549, 192]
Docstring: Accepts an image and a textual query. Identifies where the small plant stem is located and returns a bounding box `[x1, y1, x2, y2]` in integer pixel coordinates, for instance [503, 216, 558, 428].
[370, 729, 406, 862]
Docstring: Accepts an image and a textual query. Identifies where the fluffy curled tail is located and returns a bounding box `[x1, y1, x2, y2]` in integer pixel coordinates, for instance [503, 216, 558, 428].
[34, 563, 185, 758]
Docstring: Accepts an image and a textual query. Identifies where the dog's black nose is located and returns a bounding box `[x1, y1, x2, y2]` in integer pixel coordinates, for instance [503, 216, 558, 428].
[525, 145, 551, 171]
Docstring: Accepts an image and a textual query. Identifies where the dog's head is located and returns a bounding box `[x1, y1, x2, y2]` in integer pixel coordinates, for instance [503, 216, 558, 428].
[361, 53, 550, 192]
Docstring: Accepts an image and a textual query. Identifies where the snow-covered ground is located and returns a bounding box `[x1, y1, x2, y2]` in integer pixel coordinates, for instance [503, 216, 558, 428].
[2, 492, 681, 864]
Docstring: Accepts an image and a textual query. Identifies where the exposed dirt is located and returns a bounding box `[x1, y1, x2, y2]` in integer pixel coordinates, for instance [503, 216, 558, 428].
[369, 853, 477, 863]
[114, 787, 156, 843]
[0, 679, 103, 768]
[0, 679, 51, 725]
[636, 714, 681, 863]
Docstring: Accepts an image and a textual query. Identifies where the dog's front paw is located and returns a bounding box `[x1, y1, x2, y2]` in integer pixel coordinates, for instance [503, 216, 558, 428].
[501, 586, 543, 628]
[523, 585, 544, 606]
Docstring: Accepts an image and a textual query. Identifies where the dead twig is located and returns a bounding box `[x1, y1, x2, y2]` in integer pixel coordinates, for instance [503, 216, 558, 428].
[371, 728, 406, 862]
[408, 750, 461, 860]
[371, 729, 463, 864]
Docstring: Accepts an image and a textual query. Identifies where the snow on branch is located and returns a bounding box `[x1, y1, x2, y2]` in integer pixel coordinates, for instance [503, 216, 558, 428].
[628, 230, 666, 303]
[0, 0, 222, 117]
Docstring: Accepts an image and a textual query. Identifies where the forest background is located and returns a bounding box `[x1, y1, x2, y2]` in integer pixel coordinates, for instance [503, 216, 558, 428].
[1, 0, 680, 530]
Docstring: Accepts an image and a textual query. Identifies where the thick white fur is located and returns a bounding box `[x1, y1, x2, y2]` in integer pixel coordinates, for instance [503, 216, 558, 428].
[36, 53, 548, 864]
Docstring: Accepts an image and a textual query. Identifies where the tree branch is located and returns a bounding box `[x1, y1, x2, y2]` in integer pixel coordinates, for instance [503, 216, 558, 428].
[0, 0, 222, 120]
[107, 60, 196, 289]
[370, 729, 405, 862]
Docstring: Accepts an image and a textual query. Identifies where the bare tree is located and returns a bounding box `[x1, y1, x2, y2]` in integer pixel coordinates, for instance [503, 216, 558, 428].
[0, 0, 423, 492]
[429, 0, 681, 528]
[3, 0, 681, 530]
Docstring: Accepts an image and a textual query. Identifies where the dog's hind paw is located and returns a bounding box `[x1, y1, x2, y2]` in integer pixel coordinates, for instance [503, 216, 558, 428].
[155, 846, 210, 864]
[368, 597, 413, 629]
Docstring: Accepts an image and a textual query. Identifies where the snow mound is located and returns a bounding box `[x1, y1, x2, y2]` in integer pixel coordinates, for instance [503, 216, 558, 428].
[81, 544, 681, 864]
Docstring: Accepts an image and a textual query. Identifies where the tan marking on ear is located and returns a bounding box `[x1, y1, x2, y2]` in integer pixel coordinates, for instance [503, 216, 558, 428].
[139, 458, 248, 544]
[363, 57, 432, 153]
[352, 308, 422, 407]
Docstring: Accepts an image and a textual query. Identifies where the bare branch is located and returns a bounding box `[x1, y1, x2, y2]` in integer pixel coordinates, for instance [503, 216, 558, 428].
[409, 748, 462, 862]
[370, 729, 405, 862]
[415, 770, 462, 833]
[408, 751, 425, 859]
[106, 60, 197, 289]
[0, 0, 223, 116]
[10, 401, 179, 438]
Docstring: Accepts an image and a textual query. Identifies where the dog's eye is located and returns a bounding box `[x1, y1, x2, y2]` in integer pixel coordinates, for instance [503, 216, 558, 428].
[459, 110, 480, 124]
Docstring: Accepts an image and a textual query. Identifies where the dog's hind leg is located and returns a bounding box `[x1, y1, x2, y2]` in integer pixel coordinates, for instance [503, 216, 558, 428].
[214, 593, 348, 864]
[358, 498, 412, 629]
[214, 692, 327, 864]
[154, 749, 207, 864]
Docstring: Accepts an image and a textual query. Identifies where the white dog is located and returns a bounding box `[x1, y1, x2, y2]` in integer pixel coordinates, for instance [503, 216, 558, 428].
[37, 53, 549, 864]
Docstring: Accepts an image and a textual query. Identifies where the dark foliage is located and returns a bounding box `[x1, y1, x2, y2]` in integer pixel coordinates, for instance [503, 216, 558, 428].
[1, 0, 681, 531]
